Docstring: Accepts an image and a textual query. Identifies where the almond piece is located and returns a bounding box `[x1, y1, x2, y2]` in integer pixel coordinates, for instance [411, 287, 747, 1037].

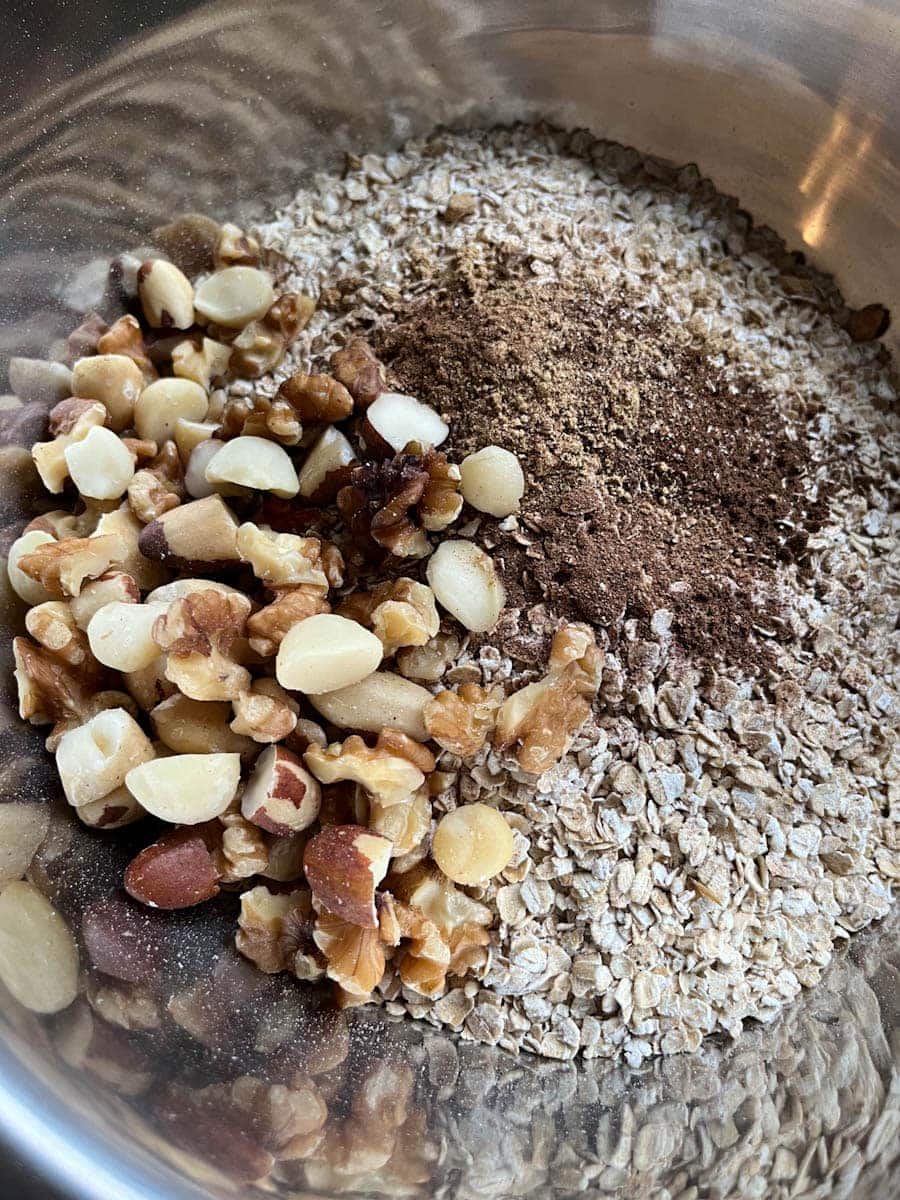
[125, 753, 241, 824]
[0, 881, 79, 1013]
[275, 613, 383, 695]
[309, 672, 431, 742]
[138, 259, 195, 329]
[365, 392, 448, 452]
[426, 539, 505, 633]
[124, 826, 220, 909]
[303, 825, 391, 928]
[241, 745, 321, 835]
[138, 495, 241, 569]
[204, 436, 299, 498]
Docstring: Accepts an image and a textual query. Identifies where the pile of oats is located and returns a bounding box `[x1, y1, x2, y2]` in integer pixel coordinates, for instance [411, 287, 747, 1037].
[249, 125, 898, 1062]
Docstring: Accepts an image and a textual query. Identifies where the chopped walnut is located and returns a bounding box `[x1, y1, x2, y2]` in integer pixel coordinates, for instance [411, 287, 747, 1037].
[97, 315, 157, 382]
[277, 372, 353, 422]
[236, 523, 340, 589]
[393, 900, 451, 999]
[417, 447, 463, 532]
[352, 1058, 413, 1130]
[121, 437, 159, 465]
[128, 443, 184, 524]
[48, 397, 106, 438]
[337, 454, 431, 558]
[17, 534, 124, 598]
[330, 338, 385, 410]
[396, 632, 461, 683]
[87, 980, 161, 1031]
[424, 682, 504, 758]
[236, 885, 313, 974]
[153, 589, 252, 701]
[13, 636, 92, 725]
[231, 679, 299, 743]
[313, 909, 386, 1000]
[247, 586, 331, 657]
[33, 402, 107, 493]
[218, 392, 302, 445]
[25, 601, 91, 668]
[216, 812, 270, 882]
[44, 690, 138, 752]
[339, 578, 439, 657]
[493, 622, 602, 773]
[369, 788, 431, 856]
[230, 1074, 327, 1160]
[391, 862, 492, 937]
[305, 732, 434, 806]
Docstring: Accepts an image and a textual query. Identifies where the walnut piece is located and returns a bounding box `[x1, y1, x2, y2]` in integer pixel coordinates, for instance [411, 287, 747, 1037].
[330, 338, 385, 409]
[97, 315, 157, 382]
[216, 812, 270, 883]
[153, 589, 251, 701]
[236, 523, 340, 589]
[13, 636, 92, 725]
[337, 454, 430, 559]
[339, 578, 439, 657]
[277, 372, 353, 422]
[25, 601, 91, 668]
[424, 682, 504, 758]
[313, 909, 386, 1000]
[231, 679, 299, 743]
[369, 789, 431, 856]
[392, 900, 451, 999]
[493, 622, 602, 773]
[236, 886, 313, 974]
[229, 1073, 327, 1161]
[247, 586, 330, 657]
[17, 534, 124, 598]
[305, 732, 434, 806]
[417, 447, 463, 532]
[218, 392, 302, 445]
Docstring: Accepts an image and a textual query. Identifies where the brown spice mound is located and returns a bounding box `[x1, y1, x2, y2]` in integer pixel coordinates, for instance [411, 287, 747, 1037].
[374, 261, 823, 670]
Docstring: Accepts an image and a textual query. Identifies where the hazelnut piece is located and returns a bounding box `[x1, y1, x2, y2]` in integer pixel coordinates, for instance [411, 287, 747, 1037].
[426, 539, 505, 633]
[459, 445, 525, 517]
[432, 803, 515, 885]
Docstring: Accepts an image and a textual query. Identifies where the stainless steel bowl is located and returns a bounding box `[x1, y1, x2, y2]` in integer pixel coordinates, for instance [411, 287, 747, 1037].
[0, 3, 897, 1198]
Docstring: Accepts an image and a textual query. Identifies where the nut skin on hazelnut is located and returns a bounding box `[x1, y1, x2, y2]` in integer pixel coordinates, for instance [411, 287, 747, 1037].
[124, 825, 221, 910]
[303, 825, 392, 928]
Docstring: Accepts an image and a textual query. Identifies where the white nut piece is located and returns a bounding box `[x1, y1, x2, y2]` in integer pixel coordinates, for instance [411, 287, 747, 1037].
[172, 337, 232, 390]
[185, 438, 228, 499]
[426, 539, 505, 633]
[55, 708, 155, 809]
[459, 445, 525, 517]
[241, 744, 321, 835]
[432, 803, 515, 885]
[236, 523, 329, 587]
[87, 602, 167, 672]
[0, 804, 51, 887]
[70, 572, 140, 630]
[144, 577, 241, 605]
[125, 753, 241, 823]
[77, 786, 145, 830]
[310, 671, 431, 742]
[7, 530, 56, 605]
[134, 378, 209, 445]
[64, 425, 136, 500]
[72, 355, 145, 432]
[92, 506, 166, 593]
[32, 401, 107, 493]
[0, 881, 79, 1014]
[174, 418, 218, 462]
[138, 259, 195, 329]
[204, 435, 299, 498]
[297, 426, 356, 499]
[193, 266, 275, 329]
[276, 613, 383, 695]
[366, 391, 449, 452]
[151, 694, 255, 756]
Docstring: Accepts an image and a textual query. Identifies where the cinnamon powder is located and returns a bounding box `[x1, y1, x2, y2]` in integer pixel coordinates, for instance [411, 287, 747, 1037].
[374, 258, 823, 670]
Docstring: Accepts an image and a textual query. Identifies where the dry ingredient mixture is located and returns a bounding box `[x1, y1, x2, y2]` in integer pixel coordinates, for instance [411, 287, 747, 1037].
[3, 125, 898, 1072]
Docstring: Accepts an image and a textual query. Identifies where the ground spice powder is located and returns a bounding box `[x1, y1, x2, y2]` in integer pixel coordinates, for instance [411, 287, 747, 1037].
[375, 259, 822, 670]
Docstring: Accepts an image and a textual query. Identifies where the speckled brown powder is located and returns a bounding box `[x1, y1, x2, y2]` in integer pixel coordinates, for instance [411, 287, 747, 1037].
[375, 259, 823, 670]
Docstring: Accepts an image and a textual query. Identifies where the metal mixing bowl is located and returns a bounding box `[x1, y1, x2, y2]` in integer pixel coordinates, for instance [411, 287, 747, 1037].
[0, 3, 897, 1197]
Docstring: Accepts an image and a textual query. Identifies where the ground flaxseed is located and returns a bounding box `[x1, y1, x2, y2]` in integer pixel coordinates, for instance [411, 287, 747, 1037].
[375, 257, 824, 670]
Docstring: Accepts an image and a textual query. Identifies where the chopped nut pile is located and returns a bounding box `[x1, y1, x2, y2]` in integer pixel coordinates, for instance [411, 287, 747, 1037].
[7, 214, 591, 1012]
